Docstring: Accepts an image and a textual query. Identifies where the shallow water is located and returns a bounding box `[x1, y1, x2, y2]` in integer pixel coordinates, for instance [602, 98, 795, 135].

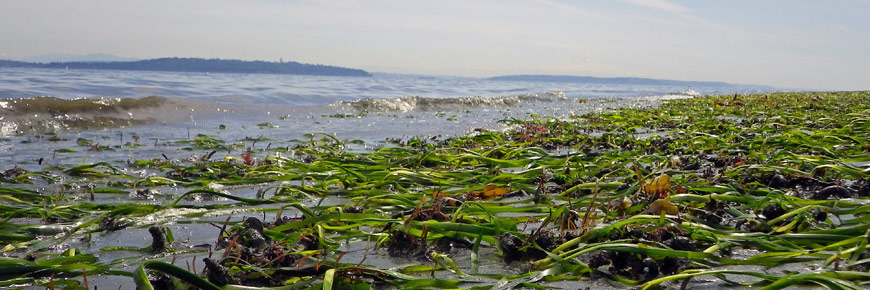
[0, 67, 771, 172]
[0, 68, 777, 289]
[0, 67, 770, 136]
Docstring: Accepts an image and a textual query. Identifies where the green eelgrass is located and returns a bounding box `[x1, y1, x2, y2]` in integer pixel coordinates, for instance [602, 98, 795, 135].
[2, 92, 870, 288]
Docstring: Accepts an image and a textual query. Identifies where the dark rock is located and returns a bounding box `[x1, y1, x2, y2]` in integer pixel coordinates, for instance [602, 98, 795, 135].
[149, 226, 167, 252]
[387, 230, 425, 258]
[203, 258, 237, 285]
[813, 210, 828, 222]
[659, 257, 691, 275]
[610, 251, 644, 279]
[534, 229, 558, 251]
[812, 185, 853, 200]
[296, 234, 319, 252]
[762, 204, 785, 220]
[707, 155, 727, 168]
[498, 233, 525, 262]
[0, 167, 27, 180]
[768, 174, 788, 189]
[99, 216, 126, 231]
[343, 205, 364, 213]
[433, 237, 473, 253]
[244, 217, 264, 233]
[587, 251, 611, 269]
[642, 257, 659, 281]
[793, 176, 833, 189]
[595, 168, 613, 178]
[148, 272, 176, 290]
[235, 217, 269, 253]
[682, 162, 700, 170]
[666, 236, 696, 252]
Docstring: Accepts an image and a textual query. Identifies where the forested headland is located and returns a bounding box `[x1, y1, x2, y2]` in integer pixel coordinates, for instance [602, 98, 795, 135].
[0, 57, 372, 77]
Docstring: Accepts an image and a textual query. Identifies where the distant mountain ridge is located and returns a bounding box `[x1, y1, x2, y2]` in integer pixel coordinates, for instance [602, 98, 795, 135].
[0, 57, 372, 77]
[486, 74, 767, 88]
[19, 53, 142, 63]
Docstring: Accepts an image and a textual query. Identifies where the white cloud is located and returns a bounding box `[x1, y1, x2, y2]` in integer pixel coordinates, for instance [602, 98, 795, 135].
[623, 0, 692, 15]
[529, 0, 587, 13]
[621, 0, 737, 35]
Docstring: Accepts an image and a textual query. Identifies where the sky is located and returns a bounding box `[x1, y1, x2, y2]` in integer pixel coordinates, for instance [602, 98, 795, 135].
[1, 0, 868, 90]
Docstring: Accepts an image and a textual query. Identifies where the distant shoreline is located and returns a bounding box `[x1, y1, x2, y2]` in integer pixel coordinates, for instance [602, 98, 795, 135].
[486, 74, 773, 89]
[0, 57, 373, 77]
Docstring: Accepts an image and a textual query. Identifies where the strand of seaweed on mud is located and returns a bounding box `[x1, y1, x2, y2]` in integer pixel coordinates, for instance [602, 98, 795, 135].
[1, 92, 870, 289]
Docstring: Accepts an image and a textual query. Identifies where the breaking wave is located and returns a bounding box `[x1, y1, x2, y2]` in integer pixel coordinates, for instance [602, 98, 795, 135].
[1, 95, 166, 114]
[332, 91, 569, 113]
[0, 96, 198, 135]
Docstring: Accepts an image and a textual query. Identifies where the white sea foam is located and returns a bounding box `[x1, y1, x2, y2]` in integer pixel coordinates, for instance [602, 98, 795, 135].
[333, 91, 568, 113]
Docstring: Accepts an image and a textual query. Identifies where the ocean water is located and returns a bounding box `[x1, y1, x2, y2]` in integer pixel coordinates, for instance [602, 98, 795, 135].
[0, 68, 750, 104]
[0, 67, 769, 172]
